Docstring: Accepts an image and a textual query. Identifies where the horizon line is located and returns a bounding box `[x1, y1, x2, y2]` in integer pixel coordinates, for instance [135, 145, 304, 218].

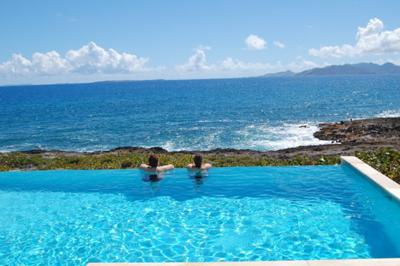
[0, 61, 398, 88]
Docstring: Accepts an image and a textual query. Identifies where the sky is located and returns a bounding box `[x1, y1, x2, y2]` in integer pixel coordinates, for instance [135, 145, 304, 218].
[0, 0, 400, 85]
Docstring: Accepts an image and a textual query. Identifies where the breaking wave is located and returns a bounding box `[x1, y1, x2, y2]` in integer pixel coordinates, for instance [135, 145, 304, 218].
[234, 122, 331, 151]
[375, 109, 400, 118]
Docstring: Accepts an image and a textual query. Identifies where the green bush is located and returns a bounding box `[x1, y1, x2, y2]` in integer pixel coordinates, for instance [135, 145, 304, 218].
[356, 148, 400, 182]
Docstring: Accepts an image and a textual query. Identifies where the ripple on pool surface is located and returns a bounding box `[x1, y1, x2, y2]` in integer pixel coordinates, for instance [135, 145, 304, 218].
[0, 166, 400, 264]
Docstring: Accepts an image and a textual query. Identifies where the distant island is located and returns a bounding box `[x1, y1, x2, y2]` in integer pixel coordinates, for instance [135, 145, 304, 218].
[262, 62, 400, 77]
[2, 62, 400, 88]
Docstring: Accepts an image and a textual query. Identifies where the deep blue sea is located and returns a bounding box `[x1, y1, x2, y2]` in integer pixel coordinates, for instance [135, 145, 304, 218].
[0, 76, 400, 152]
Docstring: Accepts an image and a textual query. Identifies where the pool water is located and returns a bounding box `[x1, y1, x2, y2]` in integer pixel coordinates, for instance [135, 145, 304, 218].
[0, 165, 400, 264]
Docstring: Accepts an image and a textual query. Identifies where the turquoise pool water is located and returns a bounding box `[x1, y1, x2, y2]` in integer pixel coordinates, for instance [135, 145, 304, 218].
[1, 165, 400, 264]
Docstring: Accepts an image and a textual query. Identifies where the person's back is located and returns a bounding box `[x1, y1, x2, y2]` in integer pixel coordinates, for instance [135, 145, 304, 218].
[140, 154, 174, 181]
[186, 154, 211, 178]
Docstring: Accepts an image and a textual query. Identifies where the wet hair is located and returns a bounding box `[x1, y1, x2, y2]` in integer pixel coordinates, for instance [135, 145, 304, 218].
[148, 154, 159, 168]
[193, 154, 203, 168]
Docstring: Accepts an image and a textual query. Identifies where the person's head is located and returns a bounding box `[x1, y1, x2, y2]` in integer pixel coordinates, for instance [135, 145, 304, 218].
[193, 154, 203, 168]
[148, 154, 159, 168]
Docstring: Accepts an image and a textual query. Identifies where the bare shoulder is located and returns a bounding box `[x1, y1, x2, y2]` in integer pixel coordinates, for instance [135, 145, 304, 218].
[202, 163, 212, 170]
[139, 164, 149, 170]
[158, 164, 174, 171]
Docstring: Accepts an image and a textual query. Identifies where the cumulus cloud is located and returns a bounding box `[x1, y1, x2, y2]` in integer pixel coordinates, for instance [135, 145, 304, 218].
[32, 51, 69, 74]
[245, 34, 266, 50]
[176, 46, 214, 72]
[177, 47, 273, 73]
[309, 18, 400, 58]
[65, 42, 148, 74]
[0, 42, 149, 76]
[273, 41, 285, 48]
[0, 54, 32, 75]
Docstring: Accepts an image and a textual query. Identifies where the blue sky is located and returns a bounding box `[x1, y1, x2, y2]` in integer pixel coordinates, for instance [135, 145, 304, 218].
[0, 0, 400, 85]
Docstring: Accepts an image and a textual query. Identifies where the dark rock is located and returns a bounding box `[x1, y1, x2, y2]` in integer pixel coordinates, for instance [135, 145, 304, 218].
[314, 117, 400, 144]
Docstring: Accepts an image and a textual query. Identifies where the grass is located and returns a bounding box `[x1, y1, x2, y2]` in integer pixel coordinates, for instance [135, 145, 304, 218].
[0, 148, 399, 182]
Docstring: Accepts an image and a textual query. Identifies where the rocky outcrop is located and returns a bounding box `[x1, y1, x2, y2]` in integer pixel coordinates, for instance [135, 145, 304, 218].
[314, 117, 400, 143]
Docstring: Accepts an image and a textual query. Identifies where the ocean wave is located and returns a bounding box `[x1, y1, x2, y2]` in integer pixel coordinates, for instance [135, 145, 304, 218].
[234, 122, 331, 151]
[375, 109, 400, 118]
[158, 129, 224, 151]
[0, 123, 330, 152]
[160, 141, 177, 151]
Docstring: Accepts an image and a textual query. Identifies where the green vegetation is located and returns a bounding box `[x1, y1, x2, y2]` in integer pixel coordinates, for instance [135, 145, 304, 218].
[0, 148, 399, 182]
[356, 148, 400, 183]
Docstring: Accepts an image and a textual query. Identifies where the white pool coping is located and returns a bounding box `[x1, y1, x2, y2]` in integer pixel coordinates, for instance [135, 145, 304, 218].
[341, 156, 400, 201]
[89, 156, 400, 266]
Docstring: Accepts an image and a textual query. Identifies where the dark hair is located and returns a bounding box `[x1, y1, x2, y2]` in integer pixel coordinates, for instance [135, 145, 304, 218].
[193, 154, 202, 168]
[148, 154, 159, 168]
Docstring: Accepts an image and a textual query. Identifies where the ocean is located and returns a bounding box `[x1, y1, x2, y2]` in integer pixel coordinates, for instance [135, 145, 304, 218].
[0, 76, 399, 152]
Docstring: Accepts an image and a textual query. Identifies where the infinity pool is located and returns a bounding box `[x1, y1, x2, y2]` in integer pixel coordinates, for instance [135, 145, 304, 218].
[0, 165, 400, 265]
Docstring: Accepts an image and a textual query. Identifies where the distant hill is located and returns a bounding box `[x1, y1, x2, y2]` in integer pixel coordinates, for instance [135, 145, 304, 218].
[261, 70, 296, 77]
[261, 63, 400, 77]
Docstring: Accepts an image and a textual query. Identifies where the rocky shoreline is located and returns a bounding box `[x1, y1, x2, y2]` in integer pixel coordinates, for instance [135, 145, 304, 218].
[1, 117, 399, 181]
[10, 117, 400, 159]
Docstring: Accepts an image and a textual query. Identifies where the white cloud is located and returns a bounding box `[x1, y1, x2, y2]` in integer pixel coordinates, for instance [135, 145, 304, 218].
[309, 18, 400, 58]
[245, 34, 266, 50]
[0, 42, 149, 76]
[221, 57, 272, 71]
[176, 46, 275, 73]
[32, 51, 69, 74]
[273, 41, 285, 49]
[309, 44, 357, 58]
[176, 46, 214, 72]
[0, 54, 32, 75]
[66, 42, 148, 74]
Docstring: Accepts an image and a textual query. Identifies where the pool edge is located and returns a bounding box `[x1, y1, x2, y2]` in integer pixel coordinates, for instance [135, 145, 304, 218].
[341, 156, 400, 201]
[87, 258, 400, 265]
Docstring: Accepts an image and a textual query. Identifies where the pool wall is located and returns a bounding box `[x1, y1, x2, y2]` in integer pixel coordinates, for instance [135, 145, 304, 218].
[88, 156, 400, 266]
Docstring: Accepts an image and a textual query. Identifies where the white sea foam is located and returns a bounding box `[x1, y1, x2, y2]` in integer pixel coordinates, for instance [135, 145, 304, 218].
[150, 122, 330, 152]
[375, 109, 400, 118]
[159, 129, 224, 151]
[160, 141, 177, 151]
[235, 122, 332, 151]
[0, 122, 332, 152]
